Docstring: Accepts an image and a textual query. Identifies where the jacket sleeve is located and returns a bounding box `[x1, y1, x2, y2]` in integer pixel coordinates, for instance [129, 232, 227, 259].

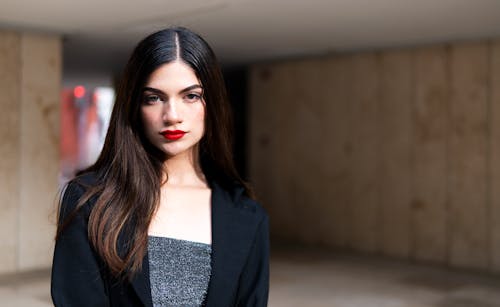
[236, 213, 270, 307]
[51, 181, 110, 307]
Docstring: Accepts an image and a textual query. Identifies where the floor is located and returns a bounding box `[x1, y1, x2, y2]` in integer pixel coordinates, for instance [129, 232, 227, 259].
[0, 269, 52, 307]
[269, 247, 500, 307]
[2, 247, 500, 307]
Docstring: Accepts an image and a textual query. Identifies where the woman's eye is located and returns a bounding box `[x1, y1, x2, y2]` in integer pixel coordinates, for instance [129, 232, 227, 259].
[144, 95, 161, 104]
[185, 93, 201, 102]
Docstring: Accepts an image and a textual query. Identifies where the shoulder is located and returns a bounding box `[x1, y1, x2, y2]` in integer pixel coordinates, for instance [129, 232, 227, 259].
[213, 180, 268, 223]
[59, 172, 99, 221]
[73, 171, 99, 188]
[238, 195, 268, 222]
[62, 172, 99, 202]
[63, 171, 98, 191]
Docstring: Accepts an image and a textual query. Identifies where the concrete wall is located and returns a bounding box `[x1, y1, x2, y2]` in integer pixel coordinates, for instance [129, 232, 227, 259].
[249, 40, 500, 273]
[0, 30, 61, 273]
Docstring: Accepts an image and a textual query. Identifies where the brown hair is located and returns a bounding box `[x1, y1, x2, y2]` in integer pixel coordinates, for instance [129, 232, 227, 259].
[56, 27, 252, 278]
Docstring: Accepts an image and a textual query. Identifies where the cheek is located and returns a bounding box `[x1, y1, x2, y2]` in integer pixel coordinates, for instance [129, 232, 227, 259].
[140, 109, 157, 131]
[194, 104, 206, 126]
[197, 108, 205, 121]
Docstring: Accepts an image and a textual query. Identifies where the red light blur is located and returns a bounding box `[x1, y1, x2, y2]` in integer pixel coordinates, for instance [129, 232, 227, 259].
[74, 86, 86, 98]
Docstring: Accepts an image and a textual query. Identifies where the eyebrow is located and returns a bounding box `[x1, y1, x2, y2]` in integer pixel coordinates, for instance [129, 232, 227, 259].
[142, 85, 203, 95]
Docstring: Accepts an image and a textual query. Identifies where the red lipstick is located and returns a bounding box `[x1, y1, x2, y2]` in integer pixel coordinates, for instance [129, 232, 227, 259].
[160, 130, 186, 140]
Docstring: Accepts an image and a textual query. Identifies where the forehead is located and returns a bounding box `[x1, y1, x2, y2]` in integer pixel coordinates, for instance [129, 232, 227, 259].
[145, 60, 201, 89]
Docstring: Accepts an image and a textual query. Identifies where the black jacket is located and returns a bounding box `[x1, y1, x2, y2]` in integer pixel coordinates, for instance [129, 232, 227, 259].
[51, 173, 269, 307]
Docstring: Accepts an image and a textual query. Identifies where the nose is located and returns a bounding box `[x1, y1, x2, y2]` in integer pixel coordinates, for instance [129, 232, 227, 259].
[162, 99, 182, 124]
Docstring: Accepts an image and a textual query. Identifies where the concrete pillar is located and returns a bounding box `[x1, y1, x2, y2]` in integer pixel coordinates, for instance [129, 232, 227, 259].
[0, 30, 61, 273]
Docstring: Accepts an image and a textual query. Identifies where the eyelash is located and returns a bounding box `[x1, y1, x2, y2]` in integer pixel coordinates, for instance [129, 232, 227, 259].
[184, 93, 202, 102]
[142, 93, 202, 105]
[142, 95, 162, 106]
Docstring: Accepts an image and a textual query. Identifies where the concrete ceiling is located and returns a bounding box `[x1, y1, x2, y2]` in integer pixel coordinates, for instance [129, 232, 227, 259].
[2, 0, 500, 72]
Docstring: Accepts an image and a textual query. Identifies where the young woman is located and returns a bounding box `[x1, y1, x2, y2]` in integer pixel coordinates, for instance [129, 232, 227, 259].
[51, 27, 269, 307]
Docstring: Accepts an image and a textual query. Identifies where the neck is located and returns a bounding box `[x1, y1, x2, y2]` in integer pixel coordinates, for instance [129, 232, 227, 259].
[162, 149, 207, 187]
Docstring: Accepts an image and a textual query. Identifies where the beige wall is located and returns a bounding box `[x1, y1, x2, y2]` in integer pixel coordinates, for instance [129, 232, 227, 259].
[249, 40, 500, 273]
[0, 30, 61, 273]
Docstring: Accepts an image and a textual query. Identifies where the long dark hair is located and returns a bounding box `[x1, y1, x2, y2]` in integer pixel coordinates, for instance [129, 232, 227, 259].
[56, 27, 252, 278]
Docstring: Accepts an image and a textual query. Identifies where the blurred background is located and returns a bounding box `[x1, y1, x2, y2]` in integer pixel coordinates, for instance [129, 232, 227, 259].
[2, 0, 500, 306]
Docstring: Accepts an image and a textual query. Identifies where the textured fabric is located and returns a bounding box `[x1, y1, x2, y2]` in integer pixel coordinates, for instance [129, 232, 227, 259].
[148, 236, 212, 307]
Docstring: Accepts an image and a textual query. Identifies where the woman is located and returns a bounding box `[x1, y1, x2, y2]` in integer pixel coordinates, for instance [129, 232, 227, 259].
[51, 27, 269, 307]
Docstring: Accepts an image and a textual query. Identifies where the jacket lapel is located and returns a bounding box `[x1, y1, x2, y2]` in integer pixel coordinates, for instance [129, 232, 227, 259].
[128, 252, 153, 306]
[114, 218, 154, 307]
[205, 182, 261, 306]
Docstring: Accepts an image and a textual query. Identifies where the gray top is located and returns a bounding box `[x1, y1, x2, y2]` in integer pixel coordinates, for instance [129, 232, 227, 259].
[148, 236, 212, 307]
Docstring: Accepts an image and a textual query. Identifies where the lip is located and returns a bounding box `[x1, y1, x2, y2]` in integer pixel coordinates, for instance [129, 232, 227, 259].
[160, 130, 186, 141]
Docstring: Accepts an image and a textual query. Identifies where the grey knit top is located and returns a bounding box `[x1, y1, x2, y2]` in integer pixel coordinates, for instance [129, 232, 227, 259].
[147, 236, 212, 307]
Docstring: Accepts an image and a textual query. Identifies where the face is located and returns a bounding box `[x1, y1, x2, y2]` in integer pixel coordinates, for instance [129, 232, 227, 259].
[140, 60, 205, 159]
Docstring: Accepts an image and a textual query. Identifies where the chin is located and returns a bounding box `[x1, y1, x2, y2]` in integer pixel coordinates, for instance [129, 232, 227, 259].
[160, 145, 196, 159]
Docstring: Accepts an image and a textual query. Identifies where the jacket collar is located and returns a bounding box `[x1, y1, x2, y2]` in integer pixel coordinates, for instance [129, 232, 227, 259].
[130, 181, 259, 307]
